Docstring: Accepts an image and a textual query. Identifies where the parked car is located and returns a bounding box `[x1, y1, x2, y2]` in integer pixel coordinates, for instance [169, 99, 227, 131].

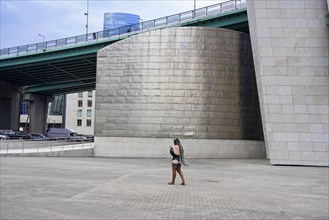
[68, 133, 88, 142]
[79, 134, 94, 142]
[29, 133, 49, 141]
[0, 130, 30, 139]
[85, 135, 94, 142]
[66, 134, 94, 142]
[45, 128, 77, 139]
[0, 134, 8, 140]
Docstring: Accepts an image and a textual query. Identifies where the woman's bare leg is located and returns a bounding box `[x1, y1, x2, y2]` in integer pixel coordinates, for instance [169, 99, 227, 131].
[177, 164, 186, 185]
[168, 164, 178, 185]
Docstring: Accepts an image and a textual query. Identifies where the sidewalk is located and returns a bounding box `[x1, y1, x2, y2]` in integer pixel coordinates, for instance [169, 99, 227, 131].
[1, 157, 328, 220]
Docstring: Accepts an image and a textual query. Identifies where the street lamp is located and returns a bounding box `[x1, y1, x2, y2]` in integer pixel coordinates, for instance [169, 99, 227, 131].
[193, 0, 196, 18]
[84, 0, 89, 36]
[139, 18, 143, 30]
[38, 34, 45, 42]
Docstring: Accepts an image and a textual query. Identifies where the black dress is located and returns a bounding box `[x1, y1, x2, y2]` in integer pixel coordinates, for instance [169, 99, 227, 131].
[170, 149, 180, 162]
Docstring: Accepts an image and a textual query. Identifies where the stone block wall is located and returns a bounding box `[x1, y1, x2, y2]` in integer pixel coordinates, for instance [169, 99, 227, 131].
[246, 0, 329, 166]
[95, 27, 263, 140]
[94, 27, 264, 158]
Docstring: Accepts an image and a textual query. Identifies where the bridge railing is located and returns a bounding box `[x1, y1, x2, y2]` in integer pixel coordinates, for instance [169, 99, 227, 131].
[0, 0, 246, 57]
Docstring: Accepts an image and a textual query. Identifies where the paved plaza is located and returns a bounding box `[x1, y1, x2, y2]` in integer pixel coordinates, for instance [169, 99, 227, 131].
[0, 157, 328, 220]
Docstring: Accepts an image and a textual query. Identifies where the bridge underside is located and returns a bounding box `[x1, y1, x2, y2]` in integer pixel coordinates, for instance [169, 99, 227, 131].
[0, 45, 101, 96]
[0, 9, 248, 95]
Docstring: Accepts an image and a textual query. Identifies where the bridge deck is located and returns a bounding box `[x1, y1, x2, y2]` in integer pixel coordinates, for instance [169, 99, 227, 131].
[0, 1, 247, 95]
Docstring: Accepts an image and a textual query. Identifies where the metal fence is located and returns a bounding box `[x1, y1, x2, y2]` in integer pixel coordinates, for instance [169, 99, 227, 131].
[0, 0, 246, 57]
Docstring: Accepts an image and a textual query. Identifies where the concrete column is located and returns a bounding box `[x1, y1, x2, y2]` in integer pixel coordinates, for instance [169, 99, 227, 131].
[23, 93, 53, 134]
[0, 80, 21, 130]
[246, 0, 329, 166]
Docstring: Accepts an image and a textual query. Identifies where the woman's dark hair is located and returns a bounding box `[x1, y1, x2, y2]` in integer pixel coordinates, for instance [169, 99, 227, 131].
[174, 138, 180, 145]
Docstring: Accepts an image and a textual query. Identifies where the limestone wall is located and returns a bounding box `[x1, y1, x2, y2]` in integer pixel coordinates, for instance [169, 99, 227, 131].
[246, 0, 329, 166]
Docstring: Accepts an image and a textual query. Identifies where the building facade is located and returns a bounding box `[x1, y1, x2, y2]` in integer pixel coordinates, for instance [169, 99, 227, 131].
[103, 12, 140, 34]
[65, 91, 95, 135]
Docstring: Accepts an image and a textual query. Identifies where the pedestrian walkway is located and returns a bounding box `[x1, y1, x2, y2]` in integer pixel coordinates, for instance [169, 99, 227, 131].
[0, 157, 328, 220]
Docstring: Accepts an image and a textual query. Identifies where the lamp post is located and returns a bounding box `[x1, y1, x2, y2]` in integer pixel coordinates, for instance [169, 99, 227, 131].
[84, 0, 89, 36]
[193, 0, 196, 18]
[38, 34, 45, 42]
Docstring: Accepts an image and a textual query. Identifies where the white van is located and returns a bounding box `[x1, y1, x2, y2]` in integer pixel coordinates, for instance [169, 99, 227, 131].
[45, 128, 77, 139]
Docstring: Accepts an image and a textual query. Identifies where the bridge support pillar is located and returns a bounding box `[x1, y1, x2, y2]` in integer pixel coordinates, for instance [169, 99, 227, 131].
[23, 93, 53, 134]
[0, 80, 21, 130]
[246, 0, 328, 166]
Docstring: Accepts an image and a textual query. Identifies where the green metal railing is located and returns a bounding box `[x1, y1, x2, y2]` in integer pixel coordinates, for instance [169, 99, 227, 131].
[0, 0, 246, 57]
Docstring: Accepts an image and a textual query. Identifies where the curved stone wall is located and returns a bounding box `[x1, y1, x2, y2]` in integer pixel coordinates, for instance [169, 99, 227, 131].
[94, 27, 265, 158]
[95, 27, 262, 140]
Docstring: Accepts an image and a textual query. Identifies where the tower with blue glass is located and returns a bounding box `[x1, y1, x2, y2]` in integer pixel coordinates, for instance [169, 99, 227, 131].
[103, 13, 140, 36]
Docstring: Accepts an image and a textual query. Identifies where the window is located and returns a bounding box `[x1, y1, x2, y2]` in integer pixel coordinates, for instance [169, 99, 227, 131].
[86, 119, 92, 127]
[87, 110, 92, 117]
[77, 119, 82, 126]
[78, 92, 83, 98]
[78, 100, 83, 107]
[20, 101, 29, 115]
[88, 100, 92, 107]
[88, 91, 93, 97]
[77, 110, 82, 117]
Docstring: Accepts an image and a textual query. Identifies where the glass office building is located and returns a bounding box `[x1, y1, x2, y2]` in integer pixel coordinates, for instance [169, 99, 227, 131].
[103, 13, 140, 35]
[49, 95, 65, 115]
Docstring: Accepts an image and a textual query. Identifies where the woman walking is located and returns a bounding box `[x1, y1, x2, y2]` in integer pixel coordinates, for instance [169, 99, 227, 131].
[168, 138, 187, 185]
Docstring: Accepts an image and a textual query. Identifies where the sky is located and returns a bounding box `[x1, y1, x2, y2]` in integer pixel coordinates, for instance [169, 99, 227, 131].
[0, 0, 224, 49]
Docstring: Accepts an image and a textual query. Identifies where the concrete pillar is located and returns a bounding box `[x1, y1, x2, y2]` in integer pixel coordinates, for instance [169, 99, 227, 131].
[0, 80, 21, 130]
[246, 0, 329, 166]
[23, 93, 53, 134]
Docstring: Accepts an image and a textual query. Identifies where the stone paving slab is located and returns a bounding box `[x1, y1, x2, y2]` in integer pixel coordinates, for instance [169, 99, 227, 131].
[0, 157, 328, 220]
